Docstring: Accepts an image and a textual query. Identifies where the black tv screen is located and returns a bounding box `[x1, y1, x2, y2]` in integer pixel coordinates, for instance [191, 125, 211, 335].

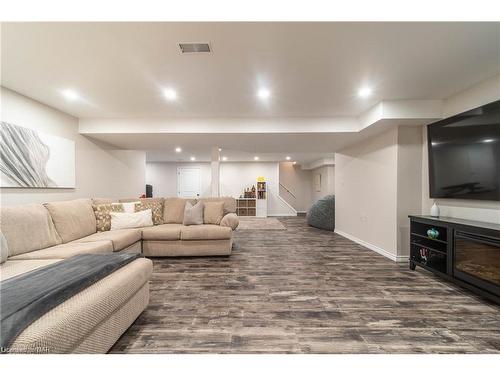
[428, 99, 500, 201]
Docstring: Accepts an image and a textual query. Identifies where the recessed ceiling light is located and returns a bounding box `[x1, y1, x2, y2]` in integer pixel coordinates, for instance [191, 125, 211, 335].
[257, 88, 271, 100]
[190, 156, 196, 161]
[286, 156, 291, 161]
[61, 89, 79, 101]
[175, 147, 182, 153]
[254, 156, 259, 161]
[163, 88, 178, 101]
[358, 87, 372, 98]
[222, 156, 228, 161]
[293, 161, 297, 165]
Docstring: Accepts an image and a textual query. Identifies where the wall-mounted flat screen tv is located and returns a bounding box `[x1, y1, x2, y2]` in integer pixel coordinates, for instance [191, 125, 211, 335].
[428, 99, 500, 201]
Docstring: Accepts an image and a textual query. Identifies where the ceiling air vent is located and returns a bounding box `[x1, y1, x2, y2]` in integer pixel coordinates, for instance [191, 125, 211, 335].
[179, 43, 211, 53]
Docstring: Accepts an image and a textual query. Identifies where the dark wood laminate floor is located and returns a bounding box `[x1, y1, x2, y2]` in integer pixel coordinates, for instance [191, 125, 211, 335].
[111, 217, 500, 353]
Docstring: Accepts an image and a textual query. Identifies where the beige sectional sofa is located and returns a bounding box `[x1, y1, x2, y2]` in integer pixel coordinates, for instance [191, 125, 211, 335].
[138, 197, 239, 257]
[0, 199, 152, 353]
[103, 196, 238, 256]
[0, 195, 238, 353]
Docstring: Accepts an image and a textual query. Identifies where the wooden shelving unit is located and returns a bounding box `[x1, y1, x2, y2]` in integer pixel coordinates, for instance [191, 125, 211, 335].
[236, 198, 256, 216]
[236, 179, 268, 217]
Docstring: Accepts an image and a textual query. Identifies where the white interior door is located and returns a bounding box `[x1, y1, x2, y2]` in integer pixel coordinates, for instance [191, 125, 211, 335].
[177, 167, 201, 198]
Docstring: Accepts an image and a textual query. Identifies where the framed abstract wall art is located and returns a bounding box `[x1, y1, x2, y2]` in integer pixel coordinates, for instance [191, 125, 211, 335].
[0, 121, 75, 188]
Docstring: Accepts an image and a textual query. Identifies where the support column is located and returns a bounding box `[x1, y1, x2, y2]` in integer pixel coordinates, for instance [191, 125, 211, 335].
[211, 146, 220, 197]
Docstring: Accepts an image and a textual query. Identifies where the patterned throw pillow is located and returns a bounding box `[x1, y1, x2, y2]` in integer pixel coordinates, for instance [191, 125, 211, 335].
[134, 202, 163, 225]
[93, 203, 125, 232]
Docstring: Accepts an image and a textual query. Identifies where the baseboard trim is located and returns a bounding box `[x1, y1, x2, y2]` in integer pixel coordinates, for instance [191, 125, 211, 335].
[334, 229, 408, 263]
[267, 213, 297, 217]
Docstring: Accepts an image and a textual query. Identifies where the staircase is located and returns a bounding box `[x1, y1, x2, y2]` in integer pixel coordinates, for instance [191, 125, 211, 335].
[278, 182, 298, 216]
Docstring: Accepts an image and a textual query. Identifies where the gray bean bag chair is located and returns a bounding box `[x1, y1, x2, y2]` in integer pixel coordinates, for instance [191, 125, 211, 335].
[307, 195, 335, 231]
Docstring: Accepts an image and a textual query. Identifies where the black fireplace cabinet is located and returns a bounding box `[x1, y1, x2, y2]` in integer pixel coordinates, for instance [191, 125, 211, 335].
[408, 215, 500, 304]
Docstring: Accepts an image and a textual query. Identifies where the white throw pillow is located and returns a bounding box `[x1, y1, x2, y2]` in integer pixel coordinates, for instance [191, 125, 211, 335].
[110, 209, 153, 230]
[117, 202, 140, 214]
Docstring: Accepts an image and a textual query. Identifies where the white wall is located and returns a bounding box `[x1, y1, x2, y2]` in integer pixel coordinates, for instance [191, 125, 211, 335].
[146, 162, 211, 197]
[335, 125, 423, 261]
[335, 127, 400, 259]
[278, 162, 312, 212]
[311, 165, 335, 203]
[220, 162, 296, 216]
[421, 74, 500, 224]
[0, 87, 146, 205]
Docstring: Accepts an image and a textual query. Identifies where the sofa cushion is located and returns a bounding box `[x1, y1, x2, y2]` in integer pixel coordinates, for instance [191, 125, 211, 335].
[183, 201, 204, 226]
[135, 201, 163, 225]
[1, 232, 9, 264]
[9, 240, 113, 260]
[93, 203, 125, 232]
[204, 201, 224, 225]
[220, 213, 240, 231]
[181, 224, 232, 241]
[0, 203, 62, 256]
[199, 197, 236, 215]
[76, 228, 141, 251]
[1, 259, 63, 281]
[163, 198, 187, 224]
[44, 199, 97, 243]
[141, 224, 182, 241]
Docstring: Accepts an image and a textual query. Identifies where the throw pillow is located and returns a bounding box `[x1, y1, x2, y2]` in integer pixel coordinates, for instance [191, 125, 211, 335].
[135, 201, 163, 225]
[0, 232, 8, 264]
[183, 201, 205, 226]
[164, 198, 188, 224]
[93, 203, 125, 232]
[122, 201, 140, 213]
[204, 201, 224, 225]
[110, 209, 153, 230]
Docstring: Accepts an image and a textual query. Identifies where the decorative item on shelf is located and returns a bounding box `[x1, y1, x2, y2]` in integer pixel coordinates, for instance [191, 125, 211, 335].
[257, 181, 267, 199]
[242, 186, 256, 199]
[256, 176, 267, 217]
[251, 185, 256, 195]
[419, 248, 428, 261]
[427, 228, 440, 240]
[430, 201, 440, 217]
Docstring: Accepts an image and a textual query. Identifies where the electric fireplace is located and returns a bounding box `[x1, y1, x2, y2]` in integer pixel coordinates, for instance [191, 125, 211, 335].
[454, 231, 500, 296]
[409, 215, 500, 304]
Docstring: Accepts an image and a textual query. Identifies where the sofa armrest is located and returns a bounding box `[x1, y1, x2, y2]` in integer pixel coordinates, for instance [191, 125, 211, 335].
[220, 213, 239, 230]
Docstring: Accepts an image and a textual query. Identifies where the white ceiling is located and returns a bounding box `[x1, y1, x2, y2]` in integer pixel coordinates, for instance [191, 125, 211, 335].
[2, 22, 500, 118]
